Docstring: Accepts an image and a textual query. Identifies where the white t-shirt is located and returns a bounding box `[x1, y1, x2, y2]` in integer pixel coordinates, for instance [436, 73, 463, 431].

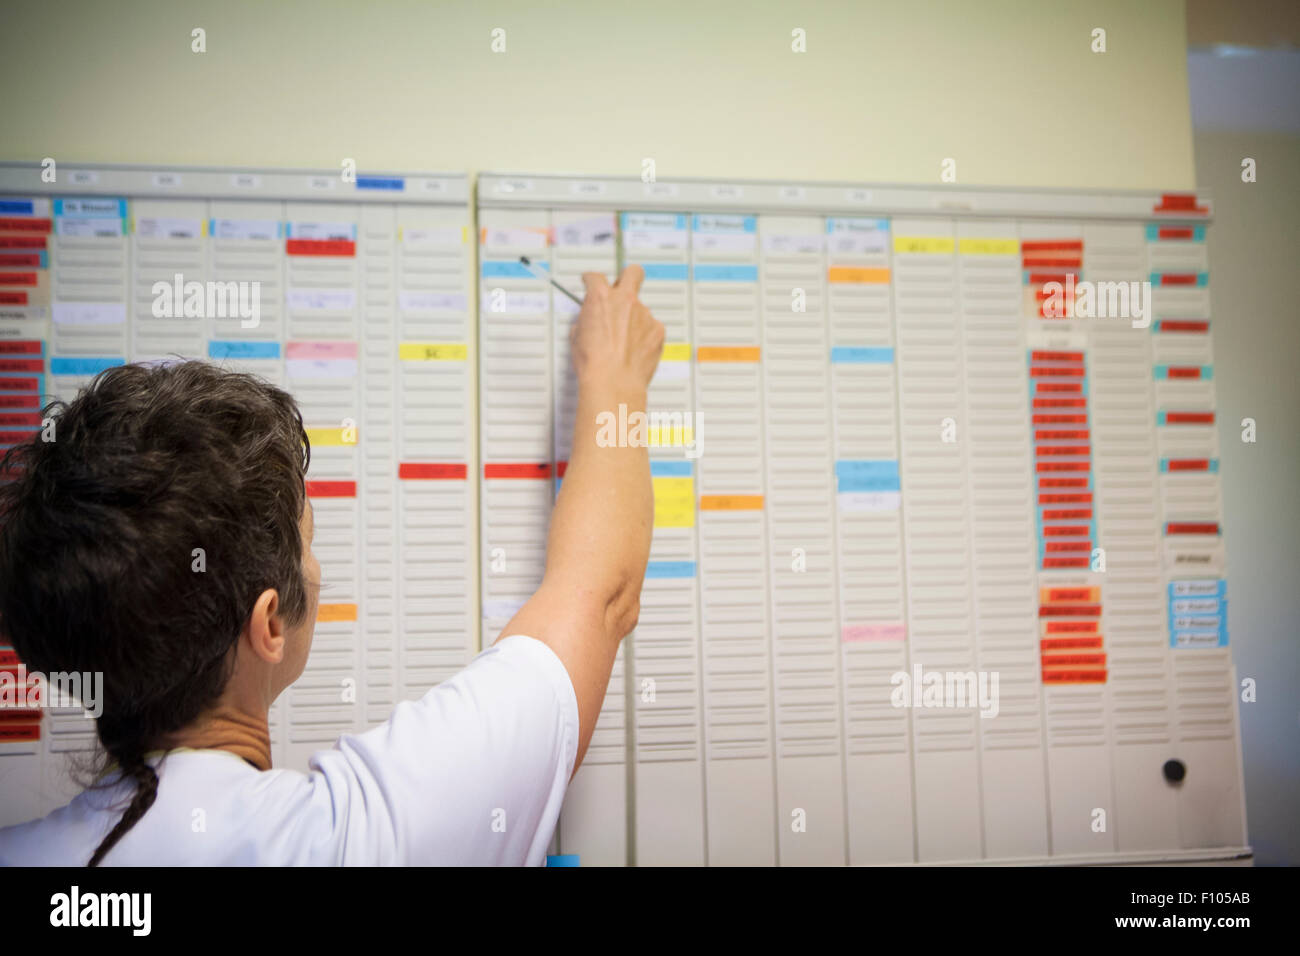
[0, 635, 579, 866]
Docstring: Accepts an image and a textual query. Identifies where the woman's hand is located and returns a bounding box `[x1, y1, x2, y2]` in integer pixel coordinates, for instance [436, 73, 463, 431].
[570, 264, 665, 392]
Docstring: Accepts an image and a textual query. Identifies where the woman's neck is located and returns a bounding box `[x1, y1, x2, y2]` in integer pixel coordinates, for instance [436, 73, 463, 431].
[166, 704, 272, 771]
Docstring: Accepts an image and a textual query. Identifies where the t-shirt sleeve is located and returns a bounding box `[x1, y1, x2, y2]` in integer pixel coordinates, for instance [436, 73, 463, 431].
[303, 634, 580, 865]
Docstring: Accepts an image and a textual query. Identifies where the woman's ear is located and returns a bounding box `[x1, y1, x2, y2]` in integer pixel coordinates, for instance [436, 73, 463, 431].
[245, 588, 285, 664]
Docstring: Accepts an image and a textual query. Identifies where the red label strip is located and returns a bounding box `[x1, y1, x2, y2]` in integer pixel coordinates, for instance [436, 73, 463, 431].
[285, 239, 356, 257]
[399, 462, 469, 480]
[484, 463, 550, 480]
[305, 480, 357, 498]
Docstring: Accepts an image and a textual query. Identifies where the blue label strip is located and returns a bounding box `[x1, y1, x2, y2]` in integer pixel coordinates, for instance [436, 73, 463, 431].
[642, 263, 689, 281]
[646, 560, 697, 579]
[480, 260, 543, 279]
[827, 217, 889, 232]
[692, 264, 757, 282]
[1167, 579, 1229, 648]
[830, 346, 894, 364]
[691, 214, 756, 232]
[620, 213, 687, 230]
[50, 357, 124, 376]
[834, 459, 900, 493]
[53, 198, 127, 218]
[356, 176, 404, 191]
[208, 340, 281, 359]
[650, 460, 693, 477]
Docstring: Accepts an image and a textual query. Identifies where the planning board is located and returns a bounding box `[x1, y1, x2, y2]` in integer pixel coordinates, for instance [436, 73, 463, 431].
[0, 164, 1248, 865]
[476, 172, 1246, 866]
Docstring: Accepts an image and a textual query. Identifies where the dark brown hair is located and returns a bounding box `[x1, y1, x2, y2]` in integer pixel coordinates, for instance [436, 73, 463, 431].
[0, 361, 311, 865]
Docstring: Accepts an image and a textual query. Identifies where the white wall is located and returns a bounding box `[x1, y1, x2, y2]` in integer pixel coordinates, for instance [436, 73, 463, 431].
[2, 0, 1194, 188]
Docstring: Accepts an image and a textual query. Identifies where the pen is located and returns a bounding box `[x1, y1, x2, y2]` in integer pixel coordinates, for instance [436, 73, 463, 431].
[518, 256, 585, 306]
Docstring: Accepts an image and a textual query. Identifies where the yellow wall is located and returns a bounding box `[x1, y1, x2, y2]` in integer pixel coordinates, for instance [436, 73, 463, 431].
[1, 0, 1194, 189]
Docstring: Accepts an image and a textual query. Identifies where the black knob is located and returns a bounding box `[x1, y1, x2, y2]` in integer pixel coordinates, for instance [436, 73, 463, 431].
[1162, 759, 1186, 784]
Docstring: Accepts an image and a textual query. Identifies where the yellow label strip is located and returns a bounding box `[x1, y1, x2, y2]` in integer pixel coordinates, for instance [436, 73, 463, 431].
[893, 236, 954, 254]
[399, 343, 468, 361]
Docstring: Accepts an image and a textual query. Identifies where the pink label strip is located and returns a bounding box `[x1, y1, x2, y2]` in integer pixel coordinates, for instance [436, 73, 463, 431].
[841, 622, 907, 642]
[285, 340, 358, 360]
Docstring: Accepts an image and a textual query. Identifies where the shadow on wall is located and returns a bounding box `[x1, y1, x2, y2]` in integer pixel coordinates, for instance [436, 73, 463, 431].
[1189, 48, 1300, 866]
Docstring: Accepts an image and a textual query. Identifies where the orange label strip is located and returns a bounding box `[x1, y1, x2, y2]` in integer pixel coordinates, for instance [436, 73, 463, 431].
[827, 266, 890, 284]
[699, 494, 764, 511]
[1040, 587, 1101, 603]
[317, 603, 358, 623]
[696, 346, 760, 362]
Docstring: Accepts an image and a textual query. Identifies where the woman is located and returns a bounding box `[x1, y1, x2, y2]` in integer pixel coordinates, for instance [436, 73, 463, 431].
[0, 266, 663, 865]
